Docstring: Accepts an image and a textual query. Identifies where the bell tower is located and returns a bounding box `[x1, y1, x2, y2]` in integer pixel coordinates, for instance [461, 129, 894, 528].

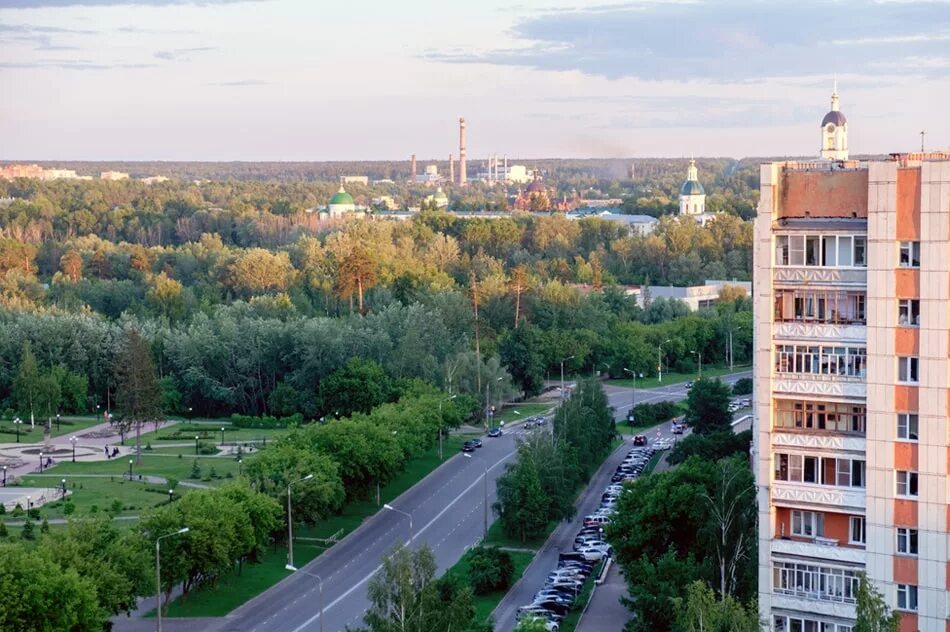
[820, 80, 849, 160]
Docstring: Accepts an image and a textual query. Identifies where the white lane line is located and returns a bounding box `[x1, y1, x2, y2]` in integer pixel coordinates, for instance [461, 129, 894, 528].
[281, 450, 517, 632]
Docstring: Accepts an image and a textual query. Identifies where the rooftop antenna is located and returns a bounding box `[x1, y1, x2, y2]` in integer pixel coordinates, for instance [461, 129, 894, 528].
[920, 131, 926, 153]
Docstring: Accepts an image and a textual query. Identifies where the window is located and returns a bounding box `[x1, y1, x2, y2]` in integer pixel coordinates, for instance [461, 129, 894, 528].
[899, 241, 921, 268]
[773, 290, 867, 324]
[898, 299, 920, 326]
[774, 400, 866, 434]
[897, 413, 919, 441]
[897, 527, 918, 555]
[775, 344, 866, 378]
[774, 616, 853, 632]
[773, 561, 860, 604]
[898, 357, 920, 383]
[775, 453, 865, 488]
[774, 234, 866, 268]
[897, 584, 918, 611]
[791, 510, 823, 537]
[896, 471, 919, 497]
[853, 237, 867, 266]
[849, 517, 866, 545]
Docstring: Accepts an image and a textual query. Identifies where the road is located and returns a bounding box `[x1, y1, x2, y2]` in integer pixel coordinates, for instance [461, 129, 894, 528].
[120, 370, 750, 632]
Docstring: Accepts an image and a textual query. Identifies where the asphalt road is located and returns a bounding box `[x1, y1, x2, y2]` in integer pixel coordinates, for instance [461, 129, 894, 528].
[130, 370, 751, 632]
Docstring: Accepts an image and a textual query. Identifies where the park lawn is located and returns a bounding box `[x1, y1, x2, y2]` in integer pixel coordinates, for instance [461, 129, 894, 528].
[441, 545, 535, 627]
[608, 363, 751, 390]
[126, 423, 292, 446]
[15, 473, 189, 519]
[495, 403, 553, 425]
[557, 559, 605, 632]
[481, 519, 556, 552]
[0, 415, 104, 444]
[155, 434, 477, 618]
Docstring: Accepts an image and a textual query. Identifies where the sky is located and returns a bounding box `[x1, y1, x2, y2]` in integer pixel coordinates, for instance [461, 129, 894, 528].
[0, 0, 948, 161]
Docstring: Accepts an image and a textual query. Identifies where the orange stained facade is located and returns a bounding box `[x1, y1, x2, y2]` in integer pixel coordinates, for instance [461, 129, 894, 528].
[756, 152, 950, 632]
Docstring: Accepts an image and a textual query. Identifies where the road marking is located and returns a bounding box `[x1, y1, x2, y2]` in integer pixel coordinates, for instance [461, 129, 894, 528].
[282, 450, 517, 632]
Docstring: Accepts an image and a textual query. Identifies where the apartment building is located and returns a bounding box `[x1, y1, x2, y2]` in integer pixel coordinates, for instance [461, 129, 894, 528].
[754, 86, 950, 632]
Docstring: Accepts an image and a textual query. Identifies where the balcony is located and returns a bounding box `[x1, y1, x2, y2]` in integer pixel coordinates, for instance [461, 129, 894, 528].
[770, 481, 866, 511]
[770, 594, 857, 621]
[773, 322, 866, 343]
[773, 267, 866, 287]
[772, 432, 866, 453]
[773, 375, 866, 399]
[771, 538, 866, 565]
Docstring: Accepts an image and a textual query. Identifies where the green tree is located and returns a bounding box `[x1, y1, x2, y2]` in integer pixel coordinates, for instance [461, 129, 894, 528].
[20, 519, 35, 541]
[673, 580, 759, 632]
[0, 543, 101, 631]
[468, 546, 515, 595]
[12, 341, 40, 426]
[243, 443, 345, 524]
[668, 430, 752, 466]
[854, 574, 901, 632]
[50, 366, 88, 414]
[317, 358, 394, 417]
[494, 458, 549, 543]
[336, 247, 377, 314]
[114, 328, 163, 463]
[684, 378, 732, 435]
[363, 544, 474, 632]
[731, 377, 752, 396]
[499, 323, 545, 398]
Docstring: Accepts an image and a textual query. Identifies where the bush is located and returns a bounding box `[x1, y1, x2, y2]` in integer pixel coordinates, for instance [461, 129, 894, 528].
[40, 518, 50, 534]
[27, 508, 40, 520]
[190, 460, 201, 479]
[108, 499, 124, 516]
[166, 477, 179, 490]
[230, 413, 303, 429]
[11, 503, 23, 517]
[629, 400, 678, 427]
[467, 546, 515, 595]
[669, 430, 752, 466]
[197, 442, 217, 455]
[732, 378, 753, 396]
[63, 501, 75, 516]
[20, 519, 35, 540]
[0, 503, 5, 515]
[0, 519, 7, 537]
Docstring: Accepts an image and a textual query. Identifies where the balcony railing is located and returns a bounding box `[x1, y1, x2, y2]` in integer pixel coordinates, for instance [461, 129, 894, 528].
[770, 481, 866, 511]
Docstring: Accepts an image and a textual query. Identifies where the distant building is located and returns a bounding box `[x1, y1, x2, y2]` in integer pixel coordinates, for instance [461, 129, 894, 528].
[414, 165, 441, 185]
[635, 280, 750, 311]
[0, 164, 44, 179]
[141, 176, 169, 185]
[372, 195, 398, 210]
[100, 171, 129, 181]
[600, 213, 658, 235]
[342, 175, 369, 185]
[820, 80, 849, 160]
[324, 186, 364, 219]
[679, 159, 720, 225]
[425, 187, 449, 209]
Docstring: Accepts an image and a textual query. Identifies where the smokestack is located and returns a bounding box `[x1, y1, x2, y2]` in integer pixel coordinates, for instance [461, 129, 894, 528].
[459, 117, 467, 186]
[449, 154, 455, 184]
[410, 154, 417, 182]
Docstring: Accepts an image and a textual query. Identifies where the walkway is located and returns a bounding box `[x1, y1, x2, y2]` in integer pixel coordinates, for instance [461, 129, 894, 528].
[576, 562, 629, 632]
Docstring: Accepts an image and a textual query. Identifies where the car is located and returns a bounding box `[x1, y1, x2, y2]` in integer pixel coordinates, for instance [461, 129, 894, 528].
[461, 440, 477, 452]
[583, 514, 610, 527]
[535, 417, 547, 425]
[472, 438, 483, 448]
[487, 427, 502, 437]
[523, 419, 535, 429]
[532, 601, 571, 617]
[672, 424, 684, 435]
[632, 434, 647, 446]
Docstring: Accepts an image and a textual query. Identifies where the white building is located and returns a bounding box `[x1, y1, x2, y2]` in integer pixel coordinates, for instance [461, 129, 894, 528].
[820, 81, 849, 161]
[101, 171, 130, 181]
[636, 280, 750, 311]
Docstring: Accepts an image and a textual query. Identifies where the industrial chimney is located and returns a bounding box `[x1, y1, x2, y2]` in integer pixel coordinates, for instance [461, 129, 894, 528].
[459, 117, 467, 186]
[449, 153, 455, 184]
[410, 154, 417, 183]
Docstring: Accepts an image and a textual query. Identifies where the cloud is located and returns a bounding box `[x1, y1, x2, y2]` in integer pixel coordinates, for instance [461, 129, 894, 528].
[208, 79, 272, 86]
[1, 0, 265, 6]
[154, 46, 215, 61]
[425, 1, 950, 80]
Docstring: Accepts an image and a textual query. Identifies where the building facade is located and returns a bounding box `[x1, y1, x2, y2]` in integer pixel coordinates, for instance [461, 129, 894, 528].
[754, 152, 950, 632]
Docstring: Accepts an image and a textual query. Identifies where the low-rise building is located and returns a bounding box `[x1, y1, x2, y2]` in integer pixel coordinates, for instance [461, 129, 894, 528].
[100, 171, 129, 181]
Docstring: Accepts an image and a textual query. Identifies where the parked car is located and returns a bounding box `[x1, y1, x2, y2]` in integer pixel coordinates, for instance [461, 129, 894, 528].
[487, 427, 502, 437]
[472, 438, 483, 448]
[461, 440, 477, 452]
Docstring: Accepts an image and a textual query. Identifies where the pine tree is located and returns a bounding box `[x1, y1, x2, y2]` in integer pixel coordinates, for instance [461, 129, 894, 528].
[20, 519, 35, 541]
[113, 329, 163, 464]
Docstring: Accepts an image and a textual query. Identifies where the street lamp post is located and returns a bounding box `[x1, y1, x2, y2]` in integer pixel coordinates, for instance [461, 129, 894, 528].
[238, 459, 243, 477]
[70, 436, 78, 462]
[129, 459, 134, 481]
[56, 414, 60, 432]
[560, 355, 575, 402]
[728, 326, 742, 371]
[691, 350, 703, 378]
[155, 527, 189, 632]
[168, 489, 174, 504]
[194, 435, 199, 455]
[13, 417, 21, 443]
[286, 474, 314, 571]
[658, 339, 671, 382]
[2, 465, 6, 487]
[438, 395, 457, 461]
[61, 478, 67, 500]
[39, 452, 43, 472]
[383, 504, 413, 546]
[220, 427, 225, 447]
[463, 453, 489, 538]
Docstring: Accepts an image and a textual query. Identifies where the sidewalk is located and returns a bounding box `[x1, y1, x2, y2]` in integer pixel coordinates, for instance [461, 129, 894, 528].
[576, 562, 629, 631]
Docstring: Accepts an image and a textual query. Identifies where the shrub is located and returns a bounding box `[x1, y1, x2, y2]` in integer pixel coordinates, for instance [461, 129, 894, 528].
[467, 546, 515, 595]
[166, 477, 179, 490]
[230, 413, 303, 429]
[40, 518, 50, 534]
[197, 442, 217, 455]
[11, 503, 23, 517]
[190, 460, 201, 479]
[108, 499, 124, 516]
[63, 501, 75, 516]
[629, 400, 678, 427]
[0, 519, 7, 537]
[732, 377, 753, 396]
[0, 503, 5, 515]
[20, 519, 35, 540]
[209, 466, 218, 479]
[27, 508, 40, 520]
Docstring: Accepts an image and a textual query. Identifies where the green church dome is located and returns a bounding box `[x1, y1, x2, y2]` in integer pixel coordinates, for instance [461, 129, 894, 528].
[329, 187, 354, 206]
[680, 180, 705, 196]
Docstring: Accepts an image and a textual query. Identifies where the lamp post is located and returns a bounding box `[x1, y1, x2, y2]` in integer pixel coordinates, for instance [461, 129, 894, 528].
[194, 435, 199, 455]
[593, 362, 610, 379]
[39, 452, 44, 472]
[96, 404, 101, 422]
[129, 459, 134, 481]
[383, 504, 413, 545]
[238, 459, 243, 477]
[658, 339, 671, 382]
[285, 474, 314, 571]
[13, 417, 21, 443]
[168, 489, 174, 503]
[56, 414, 60, 433]
[61, 478, 67, 500]
[438, 395, 457, 461]
[2, 465, 6, 487]
[291, 569, 325, 632]
[691, 350, 703, 378]
[70, 436, 78, 462]
[560, 355, 575, 402]
[485, 376, 502, 430]
[220, 426, 225, 447]
[27, 495, 31, 510]
[155, 527, 189, 632]
[623, 368, 644, 423]
[463, 453, 489, 538]
[188, 407, 193, 420]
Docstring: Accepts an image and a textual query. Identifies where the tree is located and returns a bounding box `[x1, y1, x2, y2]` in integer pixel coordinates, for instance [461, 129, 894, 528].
[672, 580, 759, 632]
[12, 342, 40, 426]
[494, 458, 549, 543]
[317, 359, 394, 417]
[854, 574, 901, 632]
[113, 328, 163, 463]
[336, 248, 377, 314]
[59, 250, 83, 282]
[509, 264, 531, 327]
[499, 323, 545, 398]
[668, 430, 751, 466]
[467, 546, 515, 595]
[516, 616, 553, 632]
[363, 544, 474, 632]
[243, 443, 345, 524]
[704, 458, 756, 599]
[731, 377, 752, 396]
[684, 378, 732, 435]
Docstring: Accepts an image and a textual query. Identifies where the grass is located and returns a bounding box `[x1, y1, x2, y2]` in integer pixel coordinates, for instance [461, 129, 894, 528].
[442, 545, 535, 627]
[122, 423, 292, 446]
[495, 403, 553, 425]
[0, 416, 104, 444]
[641, 450, 665, 476]
[608, 363, 751, 389]
[154, 433, 477, 618]
[481, 519, 557, 552]
[557, 559, 605, 632]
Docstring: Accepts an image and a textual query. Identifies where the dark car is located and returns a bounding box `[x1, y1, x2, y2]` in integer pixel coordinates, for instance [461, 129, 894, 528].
[632, 435, 647, 446]
[535, 417, 547, 425]
[472, 438, 483, 448]
[684, 381, 694, 389]
[523, 419, 535, 429]
[487, 427, 502, 437]
[461, 440, 477, 452]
